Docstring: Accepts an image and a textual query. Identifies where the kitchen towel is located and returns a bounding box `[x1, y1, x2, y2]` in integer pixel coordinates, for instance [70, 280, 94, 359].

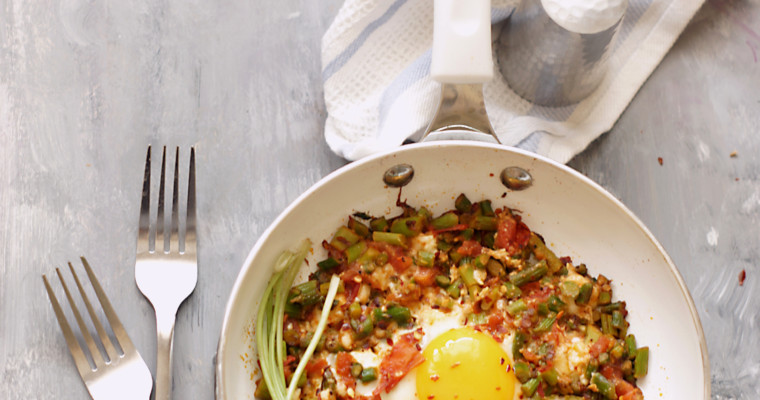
[321, 0, 706, 163]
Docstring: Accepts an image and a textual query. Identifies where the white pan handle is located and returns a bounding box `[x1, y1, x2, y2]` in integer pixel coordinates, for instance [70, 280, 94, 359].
[431, 0, 493, 84]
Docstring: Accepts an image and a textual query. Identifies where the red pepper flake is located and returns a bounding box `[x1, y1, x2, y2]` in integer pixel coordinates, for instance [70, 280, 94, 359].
[416, 343, 422, 351]
[739, 269, 746, 286]
[500, 358, 505, 365]
[506, 364, 512, 373]
[450, 361, 461, 368]
[501, 192, 507, 198]
[387, 338, 394, 346]
[495, 386, 501, 391]
[657, 157, 663, 166]
[427, 395, 435, 399]
[430, 374, 440, 381]
[489, 173, 494, 177]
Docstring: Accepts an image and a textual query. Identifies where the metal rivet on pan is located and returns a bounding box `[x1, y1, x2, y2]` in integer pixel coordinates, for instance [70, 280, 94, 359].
[500, 166, 532, 190]
[383, 164, 414, 187]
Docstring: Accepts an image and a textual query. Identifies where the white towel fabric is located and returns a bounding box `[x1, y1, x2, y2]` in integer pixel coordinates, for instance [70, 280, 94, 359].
[321, 0, 705, 163]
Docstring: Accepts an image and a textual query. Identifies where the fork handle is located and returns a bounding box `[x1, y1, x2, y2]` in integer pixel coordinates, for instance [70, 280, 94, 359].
[155, 307, 179, 400]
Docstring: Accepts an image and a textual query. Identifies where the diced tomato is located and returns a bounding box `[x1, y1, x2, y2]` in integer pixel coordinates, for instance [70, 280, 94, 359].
[615, 378, 638, 396]
[373, 332, 425, 396]
[369, 242, 412, 273]
[619, 387, 644, 400]
[457, 240, 482, 257]
[589, 335, 615, 358]
[514, 222, 530, 247]
[340, 264, 361, 282]
[494, 213, 531, 254]
[387, 285, 422, 307]
[339, 264, 363, 302]
[520, 347, 541, 363]
[372, 242, 402, 257]
[390, 254, 413, 273]
[538, 382, 549, 397]
[335, 352, 357, 389]
[345, 281, 360, 303]
[524, 285, 553, 303]
[283, 355, 297, 381]
[494, 214, 516, 250]
[305, 358, 328, 378]
[598, 364, 644, 400]
[482, 314, 509, 341]
[486, 313, 504, 327]
[519, 281, 541, 296]
[600, 364, 623, 381]
[413, 266, 438, 287]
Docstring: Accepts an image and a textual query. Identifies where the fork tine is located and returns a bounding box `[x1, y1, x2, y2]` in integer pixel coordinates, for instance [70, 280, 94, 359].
[170, 146, 180, 252]
[134, 147, 197, 400]
[55, 267, 105, 368]
[80, 257, 137, 354]
[156, 146, 167, 253]
[68, 261, 119, 362]
[43, 274, 92, 376]
[138, 146, 152, 255]
[184, 147, 197, 255]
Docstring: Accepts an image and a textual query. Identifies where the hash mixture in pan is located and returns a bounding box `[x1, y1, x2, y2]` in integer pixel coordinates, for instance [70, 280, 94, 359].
[255, 194, 648, 400]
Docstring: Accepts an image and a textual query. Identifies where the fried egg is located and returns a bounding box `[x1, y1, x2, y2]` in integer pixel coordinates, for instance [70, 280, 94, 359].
[344, 306, 518, 400]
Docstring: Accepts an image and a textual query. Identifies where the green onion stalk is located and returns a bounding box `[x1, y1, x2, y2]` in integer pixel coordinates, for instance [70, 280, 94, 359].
[255, 240, 341, 400]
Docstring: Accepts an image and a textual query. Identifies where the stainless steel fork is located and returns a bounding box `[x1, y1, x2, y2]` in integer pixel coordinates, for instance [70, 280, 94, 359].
[135, 146, 197, 400]
[43, 257, 153, 400]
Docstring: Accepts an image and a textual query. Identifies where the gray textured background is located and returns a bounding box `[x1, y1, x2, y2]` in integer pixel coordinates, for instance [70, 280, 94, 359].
[1, 0, 758, 398]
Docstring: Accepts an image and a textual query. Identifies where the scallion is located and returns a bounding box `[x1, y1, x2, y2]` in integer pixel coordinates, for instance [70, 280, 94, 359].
[254, 241, 341, 400]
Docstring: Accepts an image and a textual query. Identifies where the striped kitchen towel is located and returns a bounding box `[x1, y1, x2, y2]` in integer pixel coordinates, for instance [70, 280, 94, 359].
[321, 0, 705, 163]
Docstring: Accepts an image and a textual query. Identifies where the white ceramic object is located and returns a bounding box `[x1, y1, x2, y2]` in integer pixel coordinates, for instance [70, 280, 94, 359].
[541, 0, 628, 34]
[430, 0, 493, 84]
[215, 142, 710, 400]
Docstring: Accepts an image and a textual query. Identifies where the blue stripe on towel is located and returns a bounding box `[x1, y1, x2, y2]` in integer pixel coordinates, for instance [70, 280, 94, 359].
[378, 49, 432, 127]
[322, 0, 409, 82]
[516, 131, 543, 152]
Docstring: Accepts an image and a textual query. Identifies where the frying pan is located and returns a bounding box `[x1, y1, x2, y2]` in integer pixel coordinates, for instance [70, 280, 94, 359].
[215, 1, 710, 398]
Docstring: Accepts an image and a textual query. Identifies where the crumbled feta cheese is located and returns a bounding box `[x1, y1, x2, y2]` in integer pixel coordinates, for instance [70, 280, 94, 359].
[473, 268, 487, 285]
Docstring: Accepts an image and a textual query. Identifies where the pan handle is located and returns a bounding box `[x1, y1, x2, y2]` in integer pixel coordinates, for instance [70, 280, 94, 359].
[423, 0, 500, 144]
[431, 0, 493, 83]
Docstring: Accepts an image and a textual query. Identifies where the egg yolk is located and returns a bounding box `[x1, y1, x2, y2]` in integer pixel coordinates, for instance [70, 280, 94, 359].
[416, 327, 516, 400]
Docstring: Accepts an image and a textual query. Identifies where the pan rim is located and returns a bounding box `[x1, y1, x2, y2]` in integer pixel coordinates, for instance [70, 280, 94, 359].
[215, 141, 710, 399]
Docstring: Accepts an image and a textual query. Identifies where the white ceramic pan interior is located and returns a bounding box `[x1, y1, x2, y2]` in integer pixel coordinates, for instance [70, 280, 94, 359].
[215, 141, 710, 399]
